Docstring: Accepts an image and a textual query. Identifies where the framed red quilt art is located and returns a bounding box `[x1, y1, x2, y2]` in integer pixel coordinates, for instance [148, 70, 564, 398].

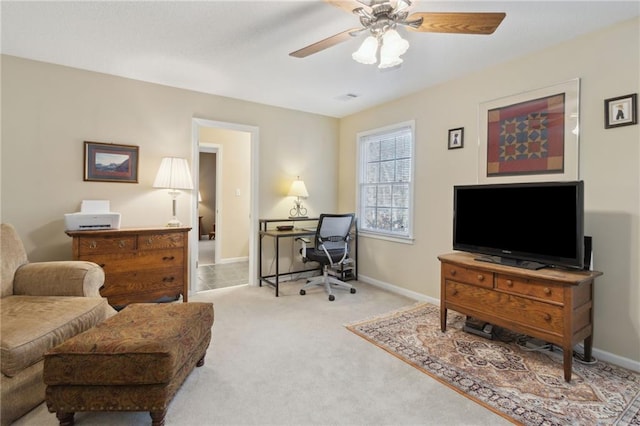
[478, 79, 580, 183]
[487, 94, 565, 176]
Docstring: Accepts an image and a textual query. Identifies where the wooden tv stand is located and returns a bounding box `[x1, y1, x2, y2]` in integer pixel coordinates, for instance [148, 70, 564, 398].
[438, 252, 603, 382]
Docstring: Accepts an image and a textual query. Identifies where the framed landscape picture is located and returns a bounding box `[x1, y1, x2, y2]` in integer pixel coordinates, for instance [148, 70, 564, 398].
[84, 141, 139, 183]
[478, 79, 580, 183]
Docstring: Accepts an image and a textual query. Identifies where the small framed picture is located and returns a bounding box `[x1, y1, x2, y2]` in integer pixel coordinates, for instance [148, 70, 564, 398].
[84, 141, 139, 183]
[604, 93, 637, 129]
[448, 127, 464, 149]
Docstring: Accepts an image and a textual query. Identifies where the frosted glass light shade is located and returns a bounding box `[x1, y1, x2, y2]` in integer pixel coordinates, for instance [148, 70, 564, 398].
[352, 36, 379, 65]
[153, 157, 194, 190]
[381, 29, 409, 57]
[288, 178, 309, 198]
[378, 53, 403, 69]
[379, 30, 408, 69]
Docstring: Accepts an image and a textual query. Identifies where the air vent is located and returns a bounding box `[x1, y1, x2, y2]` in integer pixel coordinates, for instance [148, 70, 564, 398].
[335, 93, 359, 101]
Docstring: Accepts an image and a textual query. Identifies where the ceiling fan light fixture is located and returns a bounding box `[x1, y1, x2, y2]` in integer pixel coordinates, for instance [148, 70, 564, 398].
[352, 35, 379, 64]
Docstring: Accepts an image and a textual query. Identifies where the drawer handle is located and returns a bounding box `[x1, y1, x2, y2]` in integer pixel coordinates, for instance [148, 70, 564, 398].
[89, 241, 97, 249]
[477, 274, 485, 282]
[163, 276, 175, 282]
[543, 313, 551, 321]
[451, 289, 458, 296]
[162, 256, 175, 261]
[506, 280, 514, 287]
[450, 269, 457, 276]
[544, 287, 551, 295]
[118, 240, 126, 248]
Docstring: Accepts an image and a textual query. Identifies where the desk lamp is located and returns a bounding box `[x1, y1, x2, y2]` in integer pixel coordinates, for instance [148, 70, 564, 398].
[288, 176, 309, 218]
[153, 157, 193, 227]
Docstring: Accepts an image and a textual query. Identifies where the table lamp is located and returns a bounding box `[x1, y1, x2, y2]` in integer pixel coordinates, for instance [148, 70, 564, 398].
[288, 176, 309, 218]
[153, 157, 193, 227]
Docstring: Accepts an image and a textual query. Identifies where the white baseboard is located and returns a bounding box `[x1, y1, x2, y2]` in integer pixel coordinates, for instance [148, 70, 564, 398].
[358, 274, 640, 373]
[217, 256, 249, 265]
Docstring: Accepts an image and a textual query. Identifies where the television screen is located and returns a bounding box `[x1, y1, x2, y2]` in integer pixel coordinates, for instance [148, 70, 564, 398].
[453, 181, 584, 270]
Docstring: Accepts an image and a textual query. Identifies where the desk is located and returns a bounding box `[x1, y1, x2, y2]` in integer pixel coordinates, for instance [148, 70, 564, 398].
[258, 218, 357, 297]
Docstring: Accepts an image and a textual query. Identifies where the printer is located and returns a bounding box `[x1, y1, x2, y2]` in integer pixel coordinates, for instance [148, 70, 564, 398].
[64, 200, 121, 231]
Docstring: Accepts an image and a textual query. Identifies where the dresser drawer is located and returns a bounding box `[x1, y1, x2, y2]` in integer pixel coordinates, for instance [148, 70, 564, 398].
[445, 281, 564, 336]
[496, 274, 564, 304]
[138, 232, 185, 250]
[441, 263, 493, 289]
[80, 248, 184, 273]
[77, 236, 136, 255]
[101, 268, 184, 297]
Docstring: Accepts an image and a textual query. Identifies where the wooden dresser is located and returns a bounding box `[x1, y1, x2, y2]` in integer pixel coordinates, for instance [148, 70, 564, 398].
[66, 227, 190, 309]
[438, 252, 603, 382]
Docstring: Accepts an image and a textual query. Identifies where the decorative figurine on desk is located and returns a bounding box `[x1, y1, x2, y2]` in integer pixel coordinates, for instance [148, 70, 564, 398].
[288, 176, 309, 218]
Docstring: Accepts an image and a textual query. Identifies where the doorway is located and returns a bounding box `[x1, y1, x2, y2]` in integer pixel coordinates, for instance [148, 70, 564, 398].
[190, 118, 259, 295]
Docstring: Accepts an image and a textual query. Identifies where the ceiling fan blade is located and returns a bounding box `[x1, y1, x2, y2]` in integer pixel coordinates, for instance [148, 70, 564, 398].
[323, 0, 368, 14]
[289, 29, 361, 58]
[407, 12, 506, 35]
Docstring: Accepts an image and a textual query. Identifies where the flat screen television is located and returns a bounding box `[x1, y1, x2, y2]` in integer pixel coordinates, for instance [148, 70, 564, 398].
[453, 180, 584, 270]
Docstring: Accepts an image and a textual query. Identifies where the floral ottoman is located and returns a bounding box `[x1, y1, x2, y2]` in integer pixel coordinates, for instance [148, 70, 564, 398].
[43, 302, 214, 426]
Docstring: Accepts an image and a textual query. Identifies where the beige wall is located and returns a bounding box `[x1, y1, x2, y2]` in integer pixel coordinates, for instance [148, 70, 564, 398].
[338, 18, 640, 363]
[1, 55, 339, 263]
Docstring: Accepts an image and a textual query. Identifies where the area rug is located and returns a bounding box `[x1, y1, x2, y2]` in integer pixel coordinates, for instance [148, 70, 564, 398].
[346, 303, 640, 426]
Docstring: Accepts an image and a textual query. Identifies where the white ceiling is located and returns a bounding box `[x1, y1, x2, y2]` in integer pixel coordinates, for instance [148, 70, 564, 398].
[2, 1, 639, 118]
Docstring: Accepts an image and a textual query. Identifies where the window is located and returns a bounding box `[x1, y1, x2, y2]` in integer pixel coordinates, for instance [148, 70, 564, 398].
[357, 121, 414, 241]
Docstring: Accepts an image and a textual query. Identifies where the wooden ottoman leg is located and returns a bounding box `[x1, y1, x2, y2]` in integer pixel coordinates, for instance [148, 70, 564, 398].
[56, 411, 75, 426]
[196, 356, 205, 367]
[150, 409, 167, 426]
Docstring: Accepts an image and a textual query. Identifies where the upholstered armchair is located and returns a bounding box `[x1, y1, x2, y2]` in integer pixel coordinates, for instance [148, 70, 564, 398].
[0, 223, 115, 425]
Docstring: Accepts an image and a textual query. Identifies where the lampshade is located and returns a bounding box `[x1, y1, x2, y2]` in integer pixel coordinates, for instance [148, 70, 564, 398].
[352, 36, 379, 65]
[382, 29, 409, 56]
[378, 30, 408, 69]
[153, 157, 194, 190]
[378, 51, 403, 69]
[288, 178, 309, 198]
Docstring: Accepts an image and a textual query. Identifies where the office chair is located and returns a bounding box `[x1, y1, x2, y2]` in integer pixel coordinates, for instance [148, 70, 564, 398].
[298, 213, 356, 301]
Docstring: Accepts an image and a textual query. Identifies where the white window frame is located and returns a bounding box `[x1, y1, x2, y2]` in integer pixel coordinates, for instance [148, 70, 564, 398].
[356, 120, 415, 244]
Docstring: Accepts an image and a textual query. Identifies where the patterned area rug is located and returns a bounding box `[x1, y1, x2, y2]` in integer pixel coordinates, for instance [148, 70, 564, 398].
[346, 303, 640, 425]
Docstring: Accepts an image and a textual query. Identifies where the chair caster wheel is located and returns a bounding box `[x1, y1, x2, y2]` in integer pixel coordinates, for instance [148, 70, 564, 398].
[350, 288, 356, 294]
[300, 289, 306, 296]
[329, 295, 335, 301]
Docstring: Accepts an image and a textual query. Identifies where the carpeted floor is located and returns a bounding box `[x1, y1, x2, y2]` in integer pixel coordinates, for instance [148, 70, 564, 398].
[14, 282, 512, 426]
[346, 303, 640, 426]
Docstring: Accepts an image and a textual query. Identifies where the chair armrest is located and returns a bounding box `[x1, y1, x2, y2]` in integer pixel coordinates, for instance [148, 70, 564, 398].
[13, 261, 105, 297]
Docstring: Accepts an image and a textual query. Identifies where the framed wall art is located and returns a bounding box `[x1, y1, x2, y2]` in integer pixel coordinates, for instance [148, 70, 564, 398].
[604, 93, 637, 129]
[84, 141, 139, 183]
[478, 78, 580, 183]
[448, 127, 464, 149]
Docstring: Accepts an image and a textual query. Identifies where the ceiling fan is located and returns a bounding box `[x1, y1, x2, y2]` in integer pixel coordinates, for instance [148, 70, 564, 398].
[289, 0, 506, 68]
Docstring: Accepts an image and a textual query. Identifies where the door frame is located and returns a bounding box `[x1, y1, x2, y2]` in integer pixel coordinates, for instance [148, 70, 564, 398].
[190, 118, 259, 294]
